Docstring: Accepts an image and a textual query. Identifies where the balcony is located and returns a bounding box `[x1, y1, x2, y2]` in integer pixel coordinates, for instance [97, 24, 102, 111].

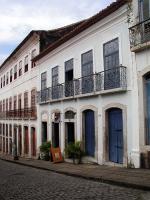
[37, 66, 127, 104]
[0, 107, 37, 120]
[129, 18, 150, 52]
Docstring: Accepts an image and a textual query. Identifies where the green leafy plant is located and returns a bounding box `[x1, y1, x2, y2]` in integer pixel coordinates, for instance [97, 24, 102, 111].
[65, 141, 83, 164]
[39, 141, 51, 161]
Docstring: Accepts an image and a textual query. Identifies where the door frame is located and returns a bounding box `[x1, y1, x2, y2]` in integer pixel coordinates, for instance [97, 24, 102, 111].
[65, 122, 75, 147]
[64, 108, 77, 153]
[80, 105, 98, 162]
[31, 127, 36, 157]
[103, 103, 127, 167]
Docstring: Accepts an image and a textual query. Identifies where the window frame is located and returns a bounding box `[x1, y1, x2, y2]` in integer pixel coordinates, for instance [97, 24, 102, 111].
[24, 55, 28, 73]
[10, 69, 13, 83]
[103, 38, 119, 70]
[6, 72, 9, 85]
[1, 78, 2, 88]
[19, 61, 22, 76]
[3, 75, 5, 87]
[31, 89, 36, 108]
[52, 66, 59, 86]
[14, 65, 17, 80]
[139, 0, 150, 22]
[24, 92, 28, 109]
[41, 72, 47, 90]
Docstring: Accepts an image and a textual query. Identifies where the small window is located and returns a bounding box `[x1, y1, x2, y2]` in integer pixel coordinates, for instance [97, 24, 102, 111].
[14, 65, 17, 80]
[6, 72, 9, 85]
[65, 111, 75, 119]
[0, 78, 2, 88]
[3, 75, 5, 87]
[24, 55, 28, 73]
[10, 69, 13, 83]
[19, 61, 22, 76]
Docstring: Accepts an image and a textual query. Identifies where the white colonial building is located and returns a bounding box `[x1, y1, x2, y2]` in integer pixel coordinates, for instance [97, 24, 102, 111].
[0, 23, 83, 158]
[0, 0, 149, 168]
[34, 0, 141, 167]
[129, 0, 150, 167]
[0, 31, 40, 158]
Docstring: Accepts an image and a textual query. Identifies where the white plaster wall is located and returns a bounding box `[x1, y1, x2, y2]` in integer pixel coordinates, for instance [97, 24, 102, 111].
[0, 35, 40, 158]
[130, 0, 150, 158]
[36, 6, 140, 167]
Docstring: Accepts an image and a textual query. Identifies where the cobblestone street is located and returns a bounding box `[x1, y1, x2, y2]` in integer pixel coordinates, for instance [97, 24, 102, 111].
[0, 160, 149, 200]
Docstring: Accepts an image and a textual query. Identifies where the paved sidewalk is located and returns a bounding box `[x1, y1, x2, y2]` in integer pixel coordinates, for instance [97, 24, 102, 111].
[0, 154, 150, 191]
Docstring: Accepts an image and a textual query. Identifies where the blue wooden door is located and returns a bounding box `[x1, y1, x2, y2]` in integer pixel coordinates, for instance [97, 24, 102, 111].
[108, 108, 123, 164]
[146, 78, 150, 144]
[84, 110, 95, 157]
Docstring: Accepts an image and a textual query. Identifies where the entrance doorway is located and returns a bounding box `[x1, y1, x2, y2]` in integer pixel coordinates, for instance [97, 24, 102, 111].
[24, 126, 29, 155]
[108, 108, 123, 164]
[18, 125, 22, 156]
[42, 122, 47, 143]
[66, 122, 75, 145]
[31, 127, 36, 157]
[52, 123, 59, 148]
[83, 110, 95, 157]
[13, 125, 17, 151]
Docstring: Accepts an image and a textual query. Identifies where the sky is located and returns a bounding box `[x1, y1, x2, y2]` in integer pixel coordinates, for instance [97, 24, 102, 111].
[0, 0, 114, 65]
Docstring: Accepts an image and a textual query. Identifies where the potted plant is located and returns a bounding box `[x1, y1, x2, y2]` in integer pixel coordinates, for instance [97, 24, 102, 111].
[39, 141, 51, 161]
[65, 141, 83, 164]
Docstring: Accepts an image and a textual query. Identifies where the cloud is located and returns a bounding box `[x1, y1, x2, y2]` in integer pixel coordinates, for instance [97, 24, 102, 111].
[0, 0, 114, 64]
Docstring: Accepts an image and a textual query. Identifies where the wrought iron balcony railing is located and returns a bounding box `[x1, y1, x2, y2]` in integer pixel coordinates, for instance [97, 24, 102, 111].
[37, 66, 127, 104]
[0, 107, 37, 120]
[129, 18, 150, 49]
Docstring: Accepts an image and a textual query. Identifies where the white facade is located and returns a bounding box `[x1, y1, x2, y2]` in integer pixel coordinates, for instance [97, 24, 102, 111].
[129, 0, 150, 167]
[36, 3, 141, 167]
[0, 0, 149, 168]
[0, 33, 40, 158]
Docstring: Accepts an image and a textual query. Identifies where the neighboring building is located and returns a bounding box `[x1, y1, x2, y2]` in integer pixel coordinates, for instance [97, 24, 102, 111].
[34, 0, 141, 167]
[0, 22, 84, 158]
[129, 0, 150, 167]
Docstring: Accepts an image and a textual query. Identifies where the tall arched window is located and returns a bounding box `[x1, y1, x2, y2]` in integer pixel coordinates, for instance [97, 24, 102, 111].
[24, 92, 28, 108]
[31, 89, 36, 108]
[9, 97, 12, 111]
